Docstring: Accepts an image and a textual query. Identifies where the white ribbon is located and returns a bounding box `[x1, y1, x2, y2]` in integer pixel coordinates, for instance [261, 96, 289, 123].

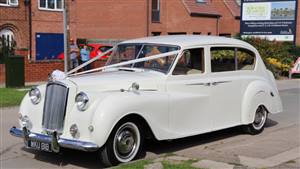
[67, 50, 180, 77]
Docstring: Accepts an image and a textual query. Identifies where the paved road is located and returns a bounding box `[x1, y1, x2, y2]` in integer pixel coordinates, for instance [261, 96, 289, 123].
[0, 80, 299, 169]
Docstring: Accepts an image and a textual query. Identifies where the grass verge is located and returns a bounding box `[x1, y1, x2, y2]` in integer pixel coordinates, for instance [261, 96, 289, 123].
[0, 88, 28, 107]
[113, 158, 202, 169]
[113, 159, 151, 169]
[162, 159, 199, 169]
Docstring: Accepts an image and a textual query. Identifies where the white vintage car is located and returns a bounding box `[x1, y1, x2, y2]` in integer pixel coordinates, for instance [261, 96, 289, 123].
[10, 35, 282, 167]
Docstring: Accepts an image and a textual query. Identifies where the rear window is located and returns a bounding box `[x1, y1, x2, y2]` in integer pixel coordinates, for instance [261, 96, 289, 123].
[210, 47, 256, 72]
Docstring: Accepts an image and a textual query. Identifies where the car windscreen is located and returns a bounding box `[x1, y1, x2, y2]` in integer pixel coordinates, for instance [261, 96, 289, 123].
[106, 43, 180, 74]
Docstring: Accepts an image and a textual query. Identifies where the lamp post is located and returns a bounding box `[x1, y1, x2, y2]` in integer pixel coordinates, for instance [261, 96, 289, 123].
[63, 0, 70, 73]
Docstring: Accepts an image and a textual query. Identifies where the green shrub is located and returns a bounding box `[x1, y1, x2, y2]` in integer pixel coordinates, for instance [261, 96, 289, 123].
[240, 37, 300, 78]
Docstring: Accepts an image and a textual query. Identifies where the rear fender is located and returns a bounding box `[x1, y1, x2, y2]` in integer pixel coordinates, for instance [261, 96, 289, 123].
[241, 81, 277, 124]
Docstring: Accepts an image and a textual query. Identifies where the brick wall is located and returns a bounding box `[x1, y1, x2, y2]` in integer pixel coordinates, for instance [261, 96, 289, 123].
[0, 64, 5, 84]
[150, 0, 218, 35]
[213, 0, 240, 36]
[24, 59, 64, 82]
[25, 59, 106, 82]
[30, 0, 77, 60]
[0, 2, 29, 49]
[75, 0, 147, 39]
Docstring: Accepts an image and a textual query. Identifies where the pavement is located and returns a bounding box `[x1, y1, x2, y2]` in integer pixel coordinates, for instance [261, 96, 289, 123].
[0, 79, 299, 169]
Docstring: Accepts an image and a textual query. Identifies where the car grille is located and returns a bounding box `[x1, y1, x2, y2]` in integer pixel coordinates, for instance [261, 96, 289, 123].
[42, 82, 69, 132]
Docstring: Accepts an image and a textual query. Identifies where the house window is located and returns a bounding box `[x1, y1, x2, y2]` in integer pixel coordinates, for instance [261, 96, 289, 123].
[0, 29, 15, 44]
[0, 0, 18, 6]
[152, 32, 161, 36]
[39, 0, 64, 11]
[152, 0, 160, 22]
[196, 0, 206, 3]
[168, 32, 186, 35]
[219, 33, 231, 37]
[193, 32, 201, 35]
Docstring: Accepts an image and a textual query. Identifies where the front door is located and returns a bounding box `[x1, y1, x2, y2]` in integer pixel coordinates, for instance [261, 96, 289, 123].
[166, 47, 213, 138]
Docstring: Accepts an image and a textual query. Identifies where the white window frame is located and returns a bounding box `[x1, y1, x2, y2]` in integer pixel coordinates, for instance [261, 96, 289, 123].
[38, 0, 64, 12]
[196, 0, 206, 3]
[0, 0, 19, 7]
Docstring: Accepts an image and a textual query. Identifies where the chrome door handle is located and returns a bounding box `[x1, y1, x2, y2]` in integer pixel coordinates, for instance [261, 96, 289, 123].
[186, 82, 211, 86]
[211, 81, 231, 86]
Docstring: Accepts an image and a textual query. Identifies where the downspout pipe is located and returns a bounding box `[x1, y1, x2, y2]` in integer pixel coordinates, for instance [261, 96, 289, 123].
[25, 0, 32, 60]
[146, 0, 150, 36]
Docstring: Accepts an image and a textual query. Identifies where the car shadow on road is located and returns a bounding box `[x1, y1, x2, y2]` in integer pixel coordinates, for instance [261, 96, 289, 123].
[143, 118, 278, 156]
[22, 147, 104, 168]
[21, 118, 278, 168]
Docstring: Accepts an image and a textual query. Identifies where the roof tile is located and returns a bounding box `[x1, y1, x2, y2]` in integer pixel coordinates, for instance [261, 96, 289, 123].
[182, 0, 221, 17]
[224, 0, 241, 18]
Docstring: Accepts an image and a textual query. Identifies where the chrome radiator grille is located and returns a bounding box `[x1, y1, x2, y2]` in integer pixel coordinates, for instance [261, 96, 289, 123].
[42, 82, 69, 132]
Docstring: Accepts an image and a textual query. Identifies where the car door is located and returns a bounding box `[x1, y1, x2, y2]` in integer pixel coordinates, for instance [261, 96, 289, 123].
[166, 47, 213, 137]
[209, 46, 242, 130]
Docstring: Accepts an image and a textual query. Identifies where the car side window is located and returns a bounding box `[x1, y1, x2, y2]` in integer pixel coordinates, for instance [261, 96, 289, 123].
[237, 48, 255, 70]
[211, 47, 235, 72]
[173, 48, 204, 75]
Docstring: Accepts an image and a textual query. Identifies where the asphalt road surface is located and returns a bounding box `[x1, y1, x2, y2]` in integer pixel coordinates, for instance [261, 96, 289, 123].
[0, 80, 299, 169]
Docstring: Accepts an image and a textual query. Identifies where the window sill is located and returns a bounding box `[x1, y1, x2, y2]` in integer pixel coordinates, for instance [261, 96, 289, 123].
[151, 21, 161, 24]
[38, 7, 63, 12]
[0, 4, 18, 7]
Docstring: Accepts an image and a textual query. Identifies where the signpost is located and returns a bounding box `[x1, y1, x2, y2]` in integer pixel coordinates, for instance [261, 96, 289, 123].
[240, 0, 298, 45]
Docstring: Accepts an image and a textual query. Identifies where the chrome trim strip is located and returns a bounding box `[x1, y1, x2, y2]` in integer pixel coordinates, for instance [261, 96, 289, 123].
[211, 80, 232, 86]
[186, 82, 211, 86]
[10, 127, 99, 152]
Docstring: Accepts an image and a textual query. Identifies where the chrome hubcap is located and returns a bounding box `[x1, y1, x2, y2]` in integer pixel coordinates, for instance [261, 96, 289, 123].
[117, 130, 135, 155]
[253, 106, 266, 130]
[113, 122, 140, 162]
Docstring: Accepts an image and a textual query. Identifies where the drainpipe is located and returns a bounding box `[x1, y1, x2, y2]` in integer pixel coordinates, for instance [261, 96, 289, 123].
[25, 0, 32, 60]
[146, 0, 150, 36]
[216, 16, 220, 36]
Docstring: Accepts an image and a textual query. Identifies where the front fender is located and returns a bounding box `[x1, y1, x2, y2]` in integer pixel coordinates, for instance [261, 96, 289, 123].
[90, 90, 170, 148]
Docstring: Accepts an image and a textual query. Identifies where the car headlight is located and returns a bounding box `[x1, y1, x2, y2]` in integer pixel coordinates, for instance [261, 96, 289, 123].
[29, 87, 41, 104]
[75, 92, 89, 111]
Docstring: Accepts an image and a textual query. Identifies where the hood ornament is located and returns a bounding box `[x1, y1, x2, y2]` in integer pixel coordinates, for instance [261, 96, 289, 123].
[49, 70, 67, 82]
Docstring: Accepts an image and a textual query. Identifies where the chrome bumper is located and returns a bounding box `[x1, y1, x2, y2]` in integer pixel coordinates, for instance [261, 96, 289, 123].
[10, 127, 99, 152]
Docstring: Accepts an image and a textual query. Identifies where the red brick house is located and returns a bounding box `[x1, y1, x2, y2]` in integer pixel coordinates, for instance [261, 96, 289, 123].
[0, 0, 298, 83]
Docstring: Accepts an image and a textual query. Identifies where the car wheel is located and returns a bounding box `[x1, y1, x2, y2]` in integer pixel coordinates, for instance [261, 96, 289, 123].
[244, 106, 268, 135]
[99, 121, 143, 167]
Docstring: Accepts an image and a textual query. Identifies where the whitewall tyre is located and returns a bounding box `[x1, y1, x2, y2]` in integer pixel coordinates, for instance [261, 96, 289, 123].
[99, 121, 144, 167]
[244, 106, 268, 135]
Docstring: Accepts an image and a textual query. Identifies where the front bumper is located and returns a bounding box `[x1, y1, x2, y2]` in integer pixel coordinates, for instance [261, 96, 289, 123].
[10, 127, 99, 152]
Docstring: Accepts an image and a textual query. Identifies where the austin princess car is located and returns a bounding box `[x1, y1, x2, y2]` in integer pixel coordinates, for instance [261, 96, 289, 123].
[10, 35, 283, 167]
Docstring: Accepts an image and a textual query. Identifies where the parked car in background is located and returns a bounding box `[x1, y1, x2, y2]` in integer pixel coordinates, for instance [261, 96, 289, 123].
[10, 35, 282, 167]
[289, 57, 300, 78]
[58, 43, 112, 60]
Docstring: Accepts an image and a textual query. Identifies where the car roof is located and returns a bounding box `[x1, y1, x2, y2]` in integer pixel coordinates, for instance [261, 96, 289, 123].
[120, 35, 254, 49]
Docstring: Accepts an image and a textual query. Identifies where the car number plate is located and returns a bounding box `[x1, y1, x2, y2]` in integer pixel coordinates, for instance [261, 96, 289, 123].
[28, 140, 52, 152]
